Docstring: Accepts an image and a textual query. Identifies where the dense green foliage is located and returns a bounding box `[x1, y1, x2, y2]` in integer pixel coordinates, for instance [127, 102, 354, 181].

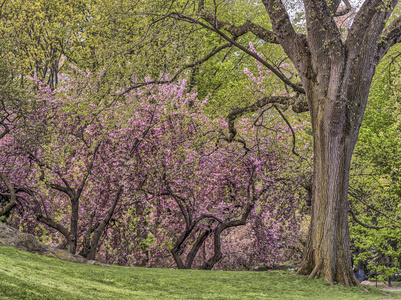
[350, 48, 401, 281]
[0, 246, 399, 300]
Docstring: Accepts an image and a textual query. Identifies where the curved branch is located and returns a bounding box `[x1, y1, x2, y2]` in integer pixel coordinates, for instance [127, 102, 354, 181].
[206, 27, 305, 94]
[36, 214, 70, 240]
[377, 15, 401, 62]
[348, 208, 384, 230]
[273, 104, 299, 157]
[121, 42, 232, 96]
[225, 95, 308, 142]
[201, 11, 278, 43]
[201, 202, 254, 270]
[170, 13, 305, 94]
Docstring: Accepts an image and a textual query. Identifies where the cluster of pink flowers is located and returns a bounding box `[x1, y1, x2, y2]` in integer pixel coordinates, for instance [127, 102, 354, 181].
[1, 63, 307, 270]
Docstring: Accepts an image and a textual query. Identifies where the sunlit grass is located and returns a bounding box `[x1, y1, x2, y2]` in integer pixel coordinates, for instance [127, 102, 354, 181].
[0, 246, 399, 299]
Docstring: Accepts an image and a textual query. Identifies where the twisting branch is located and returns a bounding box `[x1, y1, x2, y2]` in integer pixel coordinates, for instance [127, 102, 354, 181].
[348, 186, 401, 227]
[224, 95, 308, 143]
[76, 142, 101, 199]
[169, 13, 305, 94]
[200, 10, 278, 44]
[273, 105, 299, 157]
[121, 42, 232, 96]
[348, 208, 384, 230]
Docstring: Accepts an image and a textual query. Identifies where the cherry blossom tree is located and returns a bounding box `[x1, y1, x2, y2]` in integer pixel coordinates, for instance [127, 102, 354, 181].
[2, 63, 308, 268]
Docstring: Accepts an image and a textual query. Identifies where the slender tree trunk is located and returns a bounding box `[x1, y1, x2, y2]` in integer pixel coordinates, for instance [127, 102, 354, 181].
[69, 199, 79, 254]
[0, 173, 16, 216]
[184, 229, 212, 269]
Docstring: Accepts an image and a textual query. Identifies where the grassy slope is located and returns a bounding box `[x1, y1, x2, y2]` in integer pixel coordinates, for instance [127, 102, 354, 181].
[0, 246, 400, 300]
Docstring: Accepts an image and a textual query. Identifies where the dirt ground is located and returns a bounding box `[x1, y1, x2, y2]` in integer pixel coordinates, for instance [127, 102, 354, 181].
[361, 280, 401, 291]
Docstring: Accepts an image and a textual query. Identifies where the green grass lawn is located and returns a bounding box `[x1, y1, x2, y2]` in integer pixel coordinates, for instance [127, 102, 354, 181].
[0, 246, 400, 300]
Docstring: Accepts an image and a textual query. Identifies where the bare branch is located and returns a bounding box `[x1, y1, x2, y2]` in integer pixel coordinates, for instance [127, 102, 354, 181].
[225, 95, 308, 142]
[201, 11, 278, 43]
[204, 26, 305, 94]
[261, 0, 310, 76]
[348, 208, 384, 230]
[121, 42, 232, 96]
[273, 104, 299, 157]
[170, 12, 305, 94]
[76, 142, 101, 199]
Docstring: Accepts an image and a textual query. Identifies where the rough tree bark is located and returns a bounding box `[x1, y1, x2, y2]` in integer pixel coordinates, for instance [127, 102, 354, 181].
[166, 0, 401, 285]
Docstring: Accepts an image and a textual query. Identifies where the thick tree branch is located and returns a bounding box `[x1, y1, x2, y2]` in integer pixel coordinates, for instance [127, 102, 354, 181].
[36, 214, 70, 240]
[200, 11, 278, 43]
[303, 0, 345, 64]
[201, 202, 254, 270]
[346, 0, 396, 58]
[93, 186, 122, 237]
[185, 228, 212, 269]
[48, 183, 74, 198]
[261, 0, 310, 76]
[377, 15, 401, 62]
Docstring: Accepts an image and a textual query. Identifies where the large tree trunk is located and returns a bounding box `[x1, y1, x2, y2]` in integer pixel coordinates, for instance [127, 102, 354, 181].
[297, 87, 359, 285]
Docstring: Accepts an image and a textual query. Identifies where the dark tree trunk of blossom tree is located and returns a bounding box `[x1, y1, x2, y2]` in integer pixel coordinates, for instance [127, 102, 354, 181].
[0, 173, 16, 216]
[168, 0, 401, 285]
[80, 187, 123, 260]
